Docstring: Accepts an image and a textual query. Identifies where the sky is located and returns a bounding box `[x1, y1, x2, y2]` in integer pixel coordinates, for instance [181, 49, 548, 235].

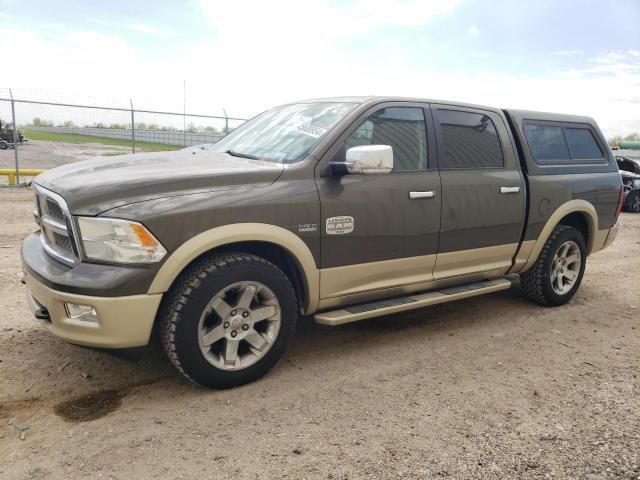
[0, 0, 639, 136]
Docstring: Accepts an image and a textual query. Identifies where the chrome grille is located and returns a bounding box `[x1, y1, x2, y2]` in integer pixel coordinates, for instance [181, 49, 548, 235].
[34, 186, 78, 266]
[46, 198, 64, 220]
[53, 231, 73, 252]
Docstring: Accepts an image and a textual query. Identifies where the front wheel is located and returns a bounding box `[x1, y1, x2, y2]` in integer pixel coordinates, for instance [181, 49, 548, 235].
[160, 252, 297, 388]
[520, 225, 587, 306]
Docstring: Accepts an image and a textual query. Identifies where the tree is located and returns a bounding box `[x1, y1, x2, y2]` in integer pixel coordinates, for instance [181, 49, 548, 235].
[186, 122, 198, 133]
[623, 133, 640, 141]
[204, 126, 218, 133]
[32, 117, 52, 126]
[148, 123, 159, 130]
[608, 135, 623, 147]
[63, 120, 76, 127]
[135, 122, 148, 130]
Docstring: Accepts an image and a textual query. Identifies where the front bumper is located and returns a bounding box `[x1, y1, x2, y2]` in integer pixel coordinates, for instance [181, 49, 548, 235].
[23, 269, 162, 348]
[21, 232, 163, 348]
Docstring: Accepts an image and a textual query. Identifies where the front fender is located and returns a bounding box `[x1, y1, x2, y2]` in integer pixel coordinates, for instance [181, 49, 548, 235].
[147, 223, 320, 314]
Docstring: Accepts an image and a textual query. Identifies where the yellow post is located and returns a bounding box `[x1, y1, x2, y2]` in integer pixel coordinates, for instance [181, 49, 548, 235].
[0, 169, 45, 185]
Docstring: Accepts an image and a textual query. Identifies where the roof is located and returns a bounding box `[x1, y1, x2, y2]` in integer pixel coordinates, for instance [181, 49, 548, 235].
[287, 96, 598, 124]
[291, 95, 503, 113]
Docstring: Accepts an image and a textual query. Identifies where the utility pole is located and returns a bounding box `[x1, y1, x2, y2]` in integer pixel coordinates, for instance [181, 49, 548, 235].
[9, 89, 19, 185]
[130, 99, 136, 154]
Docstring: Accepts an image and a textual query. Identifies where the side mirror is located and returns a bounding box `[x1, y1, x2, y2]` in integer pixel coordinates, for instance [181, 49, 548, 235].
[345, 145, 393, 174]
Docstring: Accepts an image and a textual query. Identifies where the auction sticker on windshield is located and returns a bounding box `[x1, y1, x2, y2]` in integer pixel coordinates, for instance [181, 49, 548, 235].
[297, 123, 327, 138]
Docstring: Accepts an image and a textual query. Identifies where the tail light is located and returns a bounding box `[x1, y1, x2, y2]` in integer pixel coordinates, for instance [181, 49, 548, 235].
[615, 186, 624, 219]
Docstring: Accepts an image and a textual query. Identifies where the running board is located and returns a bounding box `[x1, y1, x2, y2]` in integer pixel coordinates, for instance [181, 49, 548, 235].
[314, 278, 512, 326]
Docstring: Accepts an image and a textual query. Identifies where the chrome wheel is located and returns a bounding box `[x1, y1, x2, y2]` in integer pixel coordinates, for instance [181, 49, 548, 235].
[633, 194, 640, 212]
[197, 281, 281, 371]
[550, 240, 581, 295]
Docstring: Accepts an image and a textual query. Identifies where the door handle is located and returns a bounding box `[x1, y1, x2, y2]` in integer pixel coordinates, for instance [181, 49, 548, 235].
[500, 186, 521, 194]
[409, 191, 436, 199]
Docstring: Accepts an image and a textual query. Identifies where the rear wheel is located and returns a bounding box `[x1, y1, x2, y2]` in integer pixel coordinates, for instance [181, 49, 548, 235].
[624, 190, 640, 213]
[160, 252, 297, 388]
[0, 140, 8, 150]
[520, 225, 587, 306]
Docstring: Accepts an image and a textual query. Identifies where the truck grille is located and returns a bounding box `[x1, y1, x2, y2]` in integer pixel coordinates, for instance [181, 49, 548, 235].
[46, 198, 65, 220]
[34, 186, 79, 266]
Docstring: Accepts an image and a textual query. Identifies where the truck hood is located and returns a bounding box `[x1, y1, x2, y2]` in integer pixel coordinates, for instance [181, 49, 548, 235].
[35, 150, 284, 215]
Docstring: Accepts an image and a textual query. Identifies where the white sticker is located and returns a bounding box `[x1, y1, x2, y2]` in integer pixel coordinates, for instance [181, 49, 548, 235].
[296, 123, 327, 138]
[326, 216, 354, 235]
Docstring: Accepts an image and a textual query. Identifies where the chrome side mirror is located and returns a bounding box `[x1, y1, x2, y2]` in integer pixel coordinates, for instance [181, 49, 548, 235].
[344, 145, 393, 174]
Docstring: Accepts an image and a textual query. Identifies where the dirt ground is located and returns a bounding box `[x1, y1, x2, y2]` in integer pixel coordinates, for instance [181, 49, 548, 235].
[0, 187, 638, 480]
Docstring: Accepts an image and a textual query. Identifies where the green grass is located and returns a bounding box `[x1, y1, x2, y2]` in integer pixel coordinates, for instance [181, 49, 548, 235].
[22, 129, 182, 152]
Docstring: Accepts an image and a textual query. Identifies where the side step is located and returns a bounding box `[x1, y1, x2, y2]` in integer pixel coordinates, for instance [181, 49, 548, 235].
[314, 278, 512, 326]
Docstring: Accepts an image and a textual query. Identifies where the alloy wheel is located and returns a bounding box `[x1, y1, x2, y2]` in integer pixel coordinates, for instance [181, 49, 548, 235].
[197, 281, 281, 371]
[550, 240, 581, 295]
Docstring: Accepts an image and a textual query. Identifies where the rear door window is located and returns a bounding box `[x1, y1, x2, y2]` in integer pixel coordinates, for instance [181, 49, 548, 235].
[436, 109, 504, 169]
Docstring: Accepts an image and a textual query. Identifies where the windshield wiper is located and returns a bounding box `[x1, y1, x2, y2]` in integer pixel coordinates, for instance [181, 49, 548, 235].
[225, 149, 260, 160]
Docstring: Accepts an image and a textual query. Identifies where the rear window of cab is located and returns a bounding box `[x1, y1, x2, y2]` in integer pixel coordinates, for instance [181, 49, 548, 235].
[523, 122, 606, 165]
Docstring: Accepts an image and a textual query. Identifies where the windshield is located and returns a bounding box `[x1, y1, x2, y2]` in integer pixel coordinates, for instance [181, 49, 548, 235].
[212, 102, 357, 163]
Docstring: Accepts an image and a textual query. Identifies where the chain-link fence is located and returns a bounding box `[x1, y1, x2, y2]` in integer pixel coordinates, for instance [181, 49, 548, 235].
[0, 89, 246, 185]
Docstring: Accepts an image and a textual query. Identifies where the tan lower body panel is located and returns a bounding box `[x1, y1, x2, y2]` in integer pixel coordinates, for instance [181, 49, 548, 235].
[602, 223, 619, 250]
[432, 243, 518, 280]
[24, 270, 162, 348]
[592, 227, 616, 253]
[319, 243, 516, 303]
[510, 240, 536, 274]
[315, 278, 512, 326]
[320, 254, 437, 299]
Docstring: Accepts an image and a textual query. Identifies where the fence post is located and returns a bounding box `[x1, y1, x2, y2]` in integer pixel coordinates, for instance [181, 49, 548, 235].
[222, 108, 229, 135]
[9, 89, 19, 185]
[130, 99, 136, 154]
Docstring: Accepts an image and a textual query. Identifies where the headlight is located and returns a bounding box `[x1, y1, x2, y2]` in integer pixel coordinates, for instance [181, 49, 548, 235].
[77, 217, 167, 264]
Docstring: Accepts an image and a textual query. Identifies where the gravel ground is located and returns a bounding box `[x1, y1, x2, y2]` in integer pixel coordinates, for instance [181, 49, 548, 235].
[0, 188, 638, 480]
[0, 140, 131, 171]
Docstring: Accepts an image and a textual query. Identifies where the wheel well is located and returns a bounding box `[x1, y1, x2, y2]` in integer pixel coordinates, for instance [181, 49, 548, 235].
[196, 241, 307, 311]
[558, 212, 590, 245]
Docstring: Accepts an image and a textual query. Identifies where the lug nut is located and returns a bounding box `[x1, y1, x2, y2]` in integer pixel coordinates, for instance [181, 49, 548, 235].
[223, 322, 230, 328]
[231, 330, 237, 338]
[242, 324, 249, 331]
[242, 312, 249, 318]
[231, 310, 237, 316]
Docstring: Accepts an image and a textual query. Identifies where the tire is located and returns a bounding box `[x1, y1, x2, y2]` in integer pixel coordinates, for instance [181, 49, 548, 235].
[520, 225, 587, 306]
[159, 252, 297, 388]
[623, 190, 640, 213]
[0, 141, 8, 150]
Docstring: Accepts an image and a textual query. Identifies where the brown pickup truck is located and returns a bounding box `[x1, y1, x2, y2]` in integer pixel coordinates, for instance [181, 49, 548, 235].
[22, 96, 623, 388]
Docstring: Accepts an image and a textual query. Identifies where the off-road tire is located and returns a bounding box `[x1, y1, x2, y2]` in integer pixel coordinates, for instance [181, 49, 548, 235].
[0, 140, 8, 150]
[624, 190, 640, 213]
[159, 252, 297, 388]
[520, 225, 587, 306]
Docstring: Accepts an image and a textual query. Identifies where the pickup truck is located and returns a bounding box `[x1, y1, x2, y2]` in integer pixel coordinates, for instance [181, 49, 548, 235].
[22, 96, 623, 388]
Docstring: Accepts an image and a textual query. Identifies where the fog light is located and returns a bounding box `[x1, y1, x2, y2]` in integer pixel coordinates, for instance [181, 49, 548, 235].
[64, 303, 98, 322]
